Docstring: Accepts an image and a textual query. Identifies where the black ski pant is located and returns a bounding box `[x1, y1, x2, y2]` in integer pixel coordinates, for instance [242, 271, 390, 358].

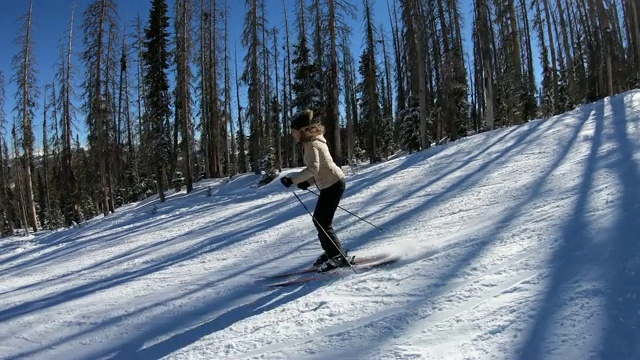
[313, 178, 346, 258]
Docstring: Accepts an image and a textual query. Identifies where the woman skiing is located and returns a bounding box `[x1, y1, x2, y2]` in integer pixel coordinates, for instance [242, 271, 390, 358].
[280, 109, 352, 272]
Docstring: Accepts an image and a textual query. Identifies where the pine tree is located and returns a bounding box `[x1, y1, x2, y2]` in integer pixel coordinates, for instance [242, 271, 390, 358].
[198, 0, 224, 178]
[341, 36, 357, 164]
[103, 21, 120, 214]
[309, 0, 326, 117]
[258, 29, 280, 185]
[56, 5, 82, 224]
[196, 0, 209, 179]
[4, 144, 14, 234]
[0, 71, 4, 150]
[36, 170, 48, 229]
[291, 0, 321, 113]
[224, 2, 236, 176]
[444, 0, 470, 140]
[10, 123, 30, 234]
[398, 101, 421, 153]
[388, 0, 405, 115]
[357, 49, 382, 163]
[75, 135, 95, 221]
[116, 21, 140, 204]
[534, 0, 554, 117]
[175, 0, 194, 192]
[242, 0, 266, 174]
[43, 82, 65, 230]
[40, 85, 52, 229]
[0, 138, 13, 236]
[234, 45, 248, 174]
[143, 0, 172, 202]
[357, 0, 382, 163]
[0, 71, 11, 235]
[553, 0, 574, 110]
[282, 0, 295, 167]
[133, 14, 150, 183]
[272, 28, 282, 172]
[519, 0, 538, 121]
[400, 0, 429, 148]
[627, 0, 640, 82]
[11, 0, 39, 232]
[323, 0, 355, 163]
[52, 7, 81, 222]
[473, 0, 495, 130]
[81, 0, 120, 216]
[260, 1, 273, 179]
[258, 96, 279, 185]
[541, 0, 560, 110]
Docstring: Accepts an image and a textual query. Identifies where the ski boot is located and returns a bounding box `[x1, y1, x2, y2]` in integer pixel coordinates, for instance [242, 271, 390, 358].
[313, 252, 329, 268]
[318, 253, 354, 272]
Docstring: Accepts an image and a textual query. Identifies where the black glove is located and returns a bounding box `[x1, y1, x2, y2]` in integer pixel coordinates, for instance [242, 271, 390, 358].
[297, 181, 310, 190]
[280, 176, 293, 188]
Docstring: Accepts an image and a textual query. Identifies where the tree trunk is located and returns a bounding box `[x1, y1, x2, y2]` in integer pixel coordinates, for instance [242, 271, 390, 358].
[556, 0, 574, 100]
[261, 1, 271, 176]
[212, 0, 223, 177]
[41, 89, 50, 227]
[476, 0, 494, 129]
[343, 45, 354, 164]
[250, 0, 261, 174]
[282, 0, 293, 167]
[136, 15, 146, 160]
[381, 26, 393, 118]
[272, 28, 282, 171]
[629, 0, 640, 79]
[235, 45, 247, 174]
[596, 0, 613, 96]
[507, 0, 523, 123]
[20, 1, 39, 231]
[175, 0, 192, 191]
[542, 0, 559, 112]
[327, 0, 342, 163]
[94, 0, 110, 216]
[225, 5, 235, 176]
[388, 0, 405, 112]
[519, 0, 537, 118]
[409, 0, 428, 148]
[65, 6, 80, 223]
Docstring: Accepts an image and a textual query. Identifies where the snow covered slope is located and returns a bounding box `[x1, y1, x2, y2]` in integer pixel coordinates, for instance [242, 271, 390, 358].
[1, 90, 640, 360]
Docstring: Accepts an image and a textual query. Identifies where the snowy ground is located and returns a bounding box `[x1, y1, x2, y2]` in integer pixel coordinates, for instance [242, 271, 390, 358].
[1, 90, 640, 360]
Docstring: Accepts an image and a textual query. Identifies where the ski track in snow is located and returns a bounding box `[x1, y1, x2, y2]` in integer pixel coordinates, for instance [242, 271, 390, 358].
[1, 91, 640, 359]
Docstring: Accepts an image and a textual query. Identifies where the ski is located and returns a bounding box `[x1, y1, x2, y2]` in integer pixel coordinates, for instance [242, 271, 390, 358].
[264, 255, 400, 288]
[263, 253, 391, 280]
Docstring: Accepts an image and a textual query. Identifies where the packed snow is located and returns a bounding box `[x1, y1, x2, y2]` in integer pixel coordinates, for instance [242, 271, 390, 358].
[1, 90, 640, 359]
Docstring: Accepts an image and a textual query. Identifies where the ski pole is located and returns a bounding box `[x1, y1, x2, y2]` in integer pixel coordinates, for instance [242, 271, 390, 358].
[291, 189, 357, 274]
[305, 189, 384, 232]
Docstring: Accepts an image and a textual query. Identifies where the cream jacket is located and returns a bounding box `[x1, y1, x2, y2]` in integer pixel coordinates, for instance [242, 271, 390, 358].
[290, 125, 345, 190]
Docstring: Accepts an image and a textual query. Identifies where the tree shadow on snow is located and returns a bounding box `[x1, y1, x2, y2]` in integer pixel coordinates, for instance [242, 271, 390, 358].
[304, 102, 597, 358]
[102, 281, 323, 360]
[0, 188, 301, 290]
[6, 96, 639, 359]
[1, 184, 336, 360]
[342, 111, 557, 253]
[515, 94, 640, 359]
[0, 179, 277, 277]
[0, 194, 307, 322]
[343, 124, 522, 206]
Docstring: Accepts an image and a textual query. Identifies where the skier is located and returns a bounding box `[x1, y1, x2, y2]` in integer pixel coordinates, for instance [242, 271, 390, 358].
[280, 109, 352, 272]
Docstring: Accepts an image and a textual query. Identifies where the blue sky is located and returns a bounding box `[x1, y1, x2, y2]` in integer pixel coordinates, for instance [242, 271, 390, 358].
[0, 0, 479, 147]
